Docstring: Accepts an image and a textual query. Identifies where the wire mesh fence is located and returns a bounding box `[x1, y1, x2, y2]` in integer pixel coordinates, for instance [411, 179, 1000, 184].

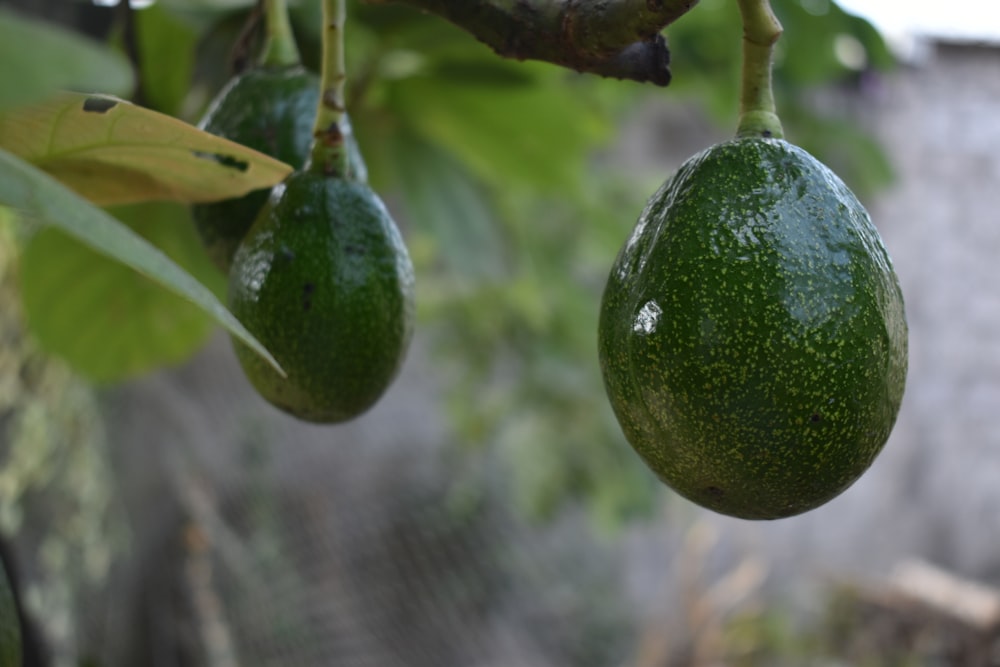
[0, 320, 637, 667]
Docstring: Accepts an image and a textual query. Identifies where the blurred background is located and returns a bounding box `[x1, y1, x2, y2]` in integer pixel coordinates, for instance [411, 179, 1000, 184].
[1, 0, 1000, 664]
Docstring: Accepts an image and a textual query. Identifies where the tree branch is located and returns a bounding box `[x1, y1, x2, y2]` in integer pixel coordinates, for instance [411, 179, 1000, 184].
[363, 0, 701, 86]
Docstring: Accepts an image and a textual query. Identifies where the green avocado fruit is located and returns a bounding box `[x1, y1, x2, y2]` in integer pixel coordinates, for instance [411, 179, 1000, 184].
[228, 171, 414, 423]
[191, 66, 368, 272]
[598, 137, 907, 520]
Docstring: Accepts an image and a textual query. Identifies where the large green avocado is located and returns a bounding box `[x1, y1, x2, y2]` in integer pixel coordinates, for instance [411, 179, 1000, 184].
[598, 137, 907, 520]
[191, 66, 367, 272]
[228, 171, 414, 423]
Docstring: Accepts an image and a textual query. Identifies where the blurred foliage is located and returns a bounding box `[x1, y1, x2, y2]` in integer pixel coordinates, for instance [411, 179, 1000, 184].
[666, 0, 895, 198]
[20, 203, 223, 384]
[1, 0, 896, 525]
[0, 215, 126, 666]
[0, 5, 132, 111]
[643, 580, 997, 666]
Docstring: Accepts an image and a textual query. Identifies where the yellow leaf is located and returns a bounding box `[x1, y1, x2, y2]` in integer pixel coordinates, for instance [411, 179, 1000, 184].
[0, 92, 294, 206]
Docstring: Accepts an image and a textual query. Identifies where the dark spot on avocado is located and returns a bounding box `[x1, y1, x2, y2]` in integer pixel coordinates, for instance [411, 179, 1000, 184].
[344, 243, 365, 256]
[302, 283, 315, 311]
[810, 413, 822, 423]
[82, 97, 118, 113]
[705, 486, 725, 498]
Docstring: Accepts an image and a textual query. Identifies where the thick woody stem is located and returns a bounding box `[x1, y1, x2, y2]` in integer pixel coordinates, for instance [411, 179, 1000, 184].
[363, 0, 701, 86]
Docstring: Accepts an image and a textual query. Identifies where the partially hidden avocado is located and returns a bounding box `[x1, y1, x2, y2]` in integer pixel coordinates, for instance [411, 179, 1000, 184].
[598, 137, 907, 520]
[228, 171, 414, 423]
[191, 66, 367, 272]
[0, 555, 21, 667]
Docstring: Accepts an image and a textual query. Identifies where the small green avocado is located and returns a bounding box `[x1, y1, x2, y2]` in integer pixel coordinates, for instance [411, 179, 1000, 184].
[191, 66, 367, 272]
[598, 137, 907, 520]
[228, 171, 414, 423]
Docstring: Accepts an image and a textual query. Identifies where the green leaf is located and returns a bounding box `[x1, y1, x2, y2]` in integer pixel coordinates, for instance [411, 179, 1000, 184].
[776, 2, 895, 84]
[391, 129, 507, 281]
[20, 203, 223, 382]
[135, 4, 199, 116]
[0, 148, 282, 376]
[789, 109, 895, 201]
[0, 8, 134, 112]
[0, 92, 293, 206]
[389, 64, 610, 191]
[158, 0, 255, 9]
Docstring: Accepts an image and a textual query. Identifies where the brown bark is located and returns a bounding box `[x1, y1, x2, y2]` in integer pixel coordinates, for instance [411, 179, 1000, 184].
[363, 0, 700, 86]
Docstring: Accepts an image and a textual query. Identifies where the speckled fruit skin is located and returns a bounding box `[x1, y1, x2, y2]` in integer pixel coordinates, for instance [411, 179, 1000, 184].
[228, 172, 414, 423]
[598, 137, 907, 520]
[191, 66, 367, 272]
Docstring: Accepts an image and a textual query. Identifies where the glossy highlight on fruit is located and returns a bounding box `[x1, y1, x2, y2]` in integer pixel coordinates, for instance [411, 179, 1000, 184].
[598, 137, 907, 520]
[228, 171, 414, 423]
[191, 66, 368, 272]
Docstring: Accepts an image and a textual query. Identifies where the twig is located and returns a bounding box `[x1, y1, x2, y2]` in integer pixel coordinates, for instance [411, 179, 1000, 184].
[309, 0, 350, 176]
[736, 0, 783, 138]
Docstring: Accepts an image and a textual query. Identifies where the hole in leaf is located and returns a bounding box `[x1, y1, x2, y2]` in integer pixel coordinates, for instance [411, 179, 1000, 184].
[82, 97, 118, 113]
[191, 151, 249, 173]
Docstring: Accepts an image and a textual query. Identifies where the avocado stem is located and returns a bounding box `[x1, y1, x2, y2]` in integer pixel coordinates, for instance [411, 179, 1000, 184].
[307, 0, 351, 178]
[259, 0, 301, 68]
[735, 0, 784, 139]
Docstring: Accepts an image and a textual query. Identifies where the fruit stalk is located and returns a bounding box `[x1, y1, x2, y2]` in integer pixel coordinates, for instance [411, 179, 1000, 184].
[308, 0, 350, 178]
[735, 0, 784, 139]
[259, 0, 301, 67]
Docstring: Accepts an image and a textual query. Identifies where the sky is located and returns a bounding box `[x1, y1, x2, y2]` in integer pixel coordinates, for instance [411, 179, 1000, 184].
[838, 0, 1000, 44]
